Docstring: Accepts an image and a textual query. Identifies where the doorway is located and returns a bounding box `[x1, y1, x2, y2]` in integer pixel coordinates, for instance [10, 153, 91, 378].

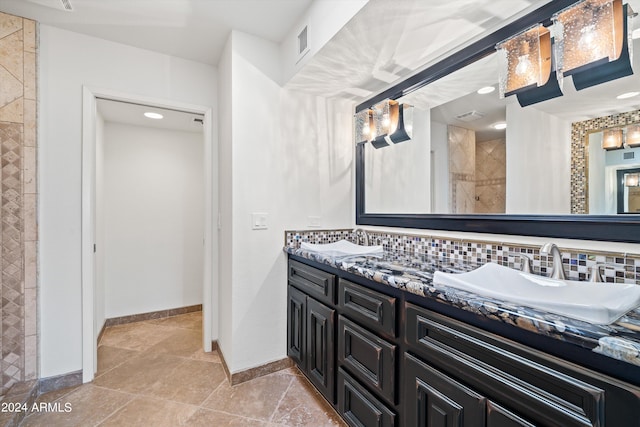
[81, 87, 217, 383]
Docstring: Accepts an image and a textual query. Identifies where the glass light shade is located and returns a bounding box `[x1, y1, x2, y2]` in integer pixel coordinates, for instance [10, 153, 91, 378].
[497, 25, 552, 97]
[626, 124, 640, 147]
[602, 128, 623, 150]
[554, 0, 625, 78]
[354, 109, 373, 144]
[625, 173, 639, 187]
[372, 99, 400, 140]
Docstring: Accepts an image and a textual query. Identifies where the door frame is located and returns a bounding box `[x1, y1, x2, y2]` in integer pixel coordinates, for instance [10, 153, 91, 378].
[81, 86, 217, 382]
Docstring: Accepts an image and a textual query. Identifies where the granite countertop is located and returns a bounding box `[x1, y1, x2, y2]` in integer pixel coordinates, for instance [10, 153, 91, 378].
[284, 246, 640, 369]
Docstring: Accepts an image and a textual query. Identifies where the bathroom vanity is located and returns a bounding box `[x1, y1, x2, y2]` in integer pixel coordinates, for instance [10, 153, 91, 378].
[285, 247, 640, 427]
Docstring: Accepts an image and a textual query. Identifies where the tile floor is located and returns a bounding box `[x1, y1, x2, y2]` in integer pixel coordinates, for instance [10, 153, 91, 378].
[20, 312, 346, 426]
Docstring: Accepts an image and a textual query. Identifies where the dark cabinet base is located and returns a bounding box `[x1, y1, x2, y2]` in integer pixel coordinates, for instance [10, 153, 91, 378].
[287, 256, 640, 427]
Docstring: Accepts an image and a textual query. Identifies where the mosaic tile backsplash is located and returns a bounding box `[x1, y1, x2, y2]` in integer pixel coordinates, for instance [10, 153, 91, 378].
[284, 229, 640, 285]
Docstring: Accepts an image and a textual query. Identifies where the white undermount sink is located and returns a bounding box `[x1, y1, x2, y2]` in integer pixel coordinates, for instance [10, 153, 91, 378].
[300, 240, 383, 256]
[433, 262, 640, 325]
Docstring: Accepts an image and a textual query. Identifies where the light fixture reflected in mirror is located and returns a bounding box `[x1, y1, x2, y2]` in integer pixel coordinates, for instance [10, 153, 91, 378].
[626, 124, 640, 147]
[370, 100, 414, 148]
[497, 24, 553, 96]
[625, 173, 640, 187]
[354, 109, 374, 144]
[496, 24, 562, 107]
[602, 128, 624, 149]
[554, 0, 634, 90]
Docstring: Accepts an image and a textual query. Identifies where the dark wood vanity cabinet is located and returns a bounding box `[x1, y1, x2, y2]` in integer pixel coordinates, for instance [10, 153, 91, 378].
[287, 260, 336, 403]
[287, 256, 640, 427]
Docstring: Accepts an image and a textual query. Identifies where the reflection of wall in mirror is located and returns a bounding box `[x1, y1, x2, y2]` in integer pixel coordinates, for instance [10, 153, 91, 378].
[475, 138, 506, 214]
[506, 103, 571, 214]
[587, 132, 615, 214]
[431, 121, 449, 213]
[629, 187, 640, 213]
[364, 107, 431, 213]
[448, 125, 476, 214]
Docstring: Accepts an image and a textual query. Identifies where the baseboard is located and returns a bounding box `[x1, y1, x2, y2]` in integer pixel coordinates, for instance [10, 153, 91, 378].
[97, 322, 107, 345]
[103, 304, 202, 328]
[38, 370, 83, 395]
[217, 348, 293, 386]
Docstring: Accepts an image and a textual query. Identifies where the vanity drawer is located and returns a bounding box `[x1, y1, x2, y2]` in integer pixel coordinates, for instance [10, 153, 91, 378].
[337, 367, 396, 427]
[405, 303, 604, 427]
[339, 279, 397, 338]
[338, 315, 396, 404]
[288, 259, 335, 305]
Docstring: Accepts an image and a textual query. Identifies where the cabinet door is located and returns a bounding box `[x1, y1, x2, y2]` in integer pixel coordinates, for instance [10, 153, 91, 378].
[486, 401, 535, 427]
[404, 353, 486, 427]
[307, 297, 336, 403]
[338, 315, 396, 404]
[287, 285, 306, 369]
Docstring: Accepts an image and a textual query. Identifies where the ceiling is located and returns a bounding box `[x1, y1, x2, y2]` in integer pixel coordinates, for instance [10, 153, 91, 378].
[285, 0, 548, 100]
[97, 99, 204, 133]
[0, 0, 313, 65]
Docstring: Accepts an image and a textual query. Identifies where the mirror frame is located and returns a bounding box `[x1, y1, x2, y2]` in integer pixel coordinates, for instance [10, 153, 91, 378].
[355, 0, 640, 243]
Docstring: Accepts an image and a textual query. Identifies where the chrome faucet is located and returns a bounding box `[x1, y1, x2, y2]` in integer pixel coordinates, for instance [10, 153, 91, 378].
[352, 228, 369, 246]
[514, 253, 532, 274]
[589, 264, 604, 282]
[539, 242, 566, 280]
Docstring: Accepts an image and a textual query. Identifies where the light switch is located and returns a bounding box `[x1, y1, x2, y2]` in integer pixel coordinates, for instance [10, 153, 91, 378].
[251, 213, 269, 230]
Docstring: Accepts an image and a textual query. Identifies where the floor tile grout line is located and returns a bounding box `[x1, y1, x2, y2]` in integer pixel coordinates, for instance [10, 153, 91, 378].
[94, 347, 144, 380]
[268, 375, 295, 423]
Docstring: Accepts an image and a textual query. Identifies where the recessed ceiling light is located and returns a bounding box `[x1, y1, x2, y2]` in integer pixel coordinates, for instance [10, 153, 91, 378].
[493, 122, 507, 130]
[144, 112, 163, 119]
[616, 91, 640, 100]
[477, 86, 496, 95]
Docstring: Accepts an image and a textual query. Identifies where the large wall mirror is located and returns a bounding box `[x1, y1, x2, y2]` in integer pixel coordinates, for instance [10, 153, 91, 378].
[356, 0, 640, 242]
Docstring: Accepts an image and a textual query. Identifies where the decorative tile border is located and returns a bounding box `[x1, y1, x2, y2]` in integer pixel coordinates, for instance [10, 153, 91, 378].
[570, 109, 640, 214]
[285, 229, 640, 285]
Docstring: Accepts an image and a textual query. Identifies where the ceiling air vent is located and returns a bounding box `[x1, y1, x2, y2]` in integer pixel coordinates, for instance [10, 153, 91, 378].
[298, 26, 308, 55]
[623, 152, 635, 160]
[25, 0, 73, 11]
[60, 0, 73, 11]
[456, 110, 485, 122]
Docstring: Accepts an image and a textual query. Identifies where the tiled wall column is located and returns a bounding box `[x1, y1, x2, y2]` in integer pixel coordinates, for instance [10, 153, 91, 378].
[570, 109, 640, 214]
[0, 11, 37, 395]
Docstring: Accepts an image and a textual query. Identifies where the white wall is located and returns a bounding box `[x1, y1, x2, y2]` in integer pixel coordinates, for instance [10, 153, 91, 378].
[365, 107, 430, 213]
[38, 25, 217, 378]
[588, 132, 610, 214]
[505, 103, 571, 214]
[217, 34, 234, 367]
[218, 30, 353, 373]
[281, 0, 369, 83]
[102, 123, 203, 318]
[431, 121, 449, 213]
[95, 112, 106, 338]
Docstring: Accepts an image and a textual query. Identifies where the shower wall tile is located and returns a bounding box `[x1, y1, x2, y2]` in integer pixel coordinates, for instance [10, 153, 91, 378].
[0, 11, 37, 394]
